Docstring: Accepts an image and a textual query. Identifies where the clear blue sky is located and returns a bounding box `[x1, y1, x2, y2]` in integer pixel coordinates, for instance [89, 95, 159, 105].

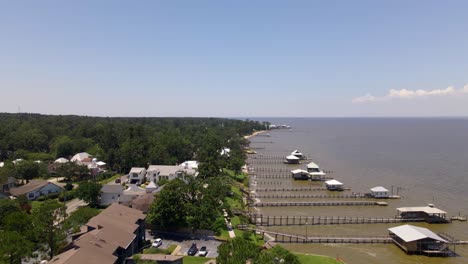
[1, 1, 467, 117]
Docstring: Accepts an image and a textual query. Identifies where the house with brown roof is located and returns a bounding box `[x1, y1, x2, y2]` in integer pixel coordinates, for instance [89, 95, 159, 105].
[50, 203, 146, 264]
[9, 179, 63, 200]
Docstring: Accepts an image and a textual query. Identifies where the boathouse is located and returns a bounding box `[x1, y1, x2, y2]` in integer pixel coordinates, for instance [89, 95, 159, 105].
[291, 169, 309, 180]
[306, 162, 326, 180]
[396, 206, 449, 223]
[325, 179, 343, 191]
[291, 150, 304, 159]
[369, 186, 389, 198]
[388, 225, 450, 256]
[285, 155, 300, 164]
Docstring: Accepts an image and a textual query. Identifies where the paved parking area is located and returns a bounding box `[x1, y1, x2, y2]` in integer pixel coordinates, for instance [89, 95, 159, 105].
[146, 230, 222, 258]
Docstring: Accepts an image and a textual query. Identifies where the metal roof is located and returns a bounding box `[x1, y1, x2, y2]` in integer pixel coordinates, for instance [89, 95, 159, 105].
[388, 225, 448, 243]
[397, 206, 447, 215]
[286, 155, 300, 160]
[306, 162, 319, 169]
[325, 179, 343, 185]
[370, 186, 389, 192]
[291, 169, 308, 174]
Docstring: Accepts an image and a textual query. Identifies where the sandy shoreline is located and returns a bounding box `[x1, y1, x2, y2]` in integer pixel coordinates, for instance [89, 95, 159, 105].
[244, 130, 268, 139]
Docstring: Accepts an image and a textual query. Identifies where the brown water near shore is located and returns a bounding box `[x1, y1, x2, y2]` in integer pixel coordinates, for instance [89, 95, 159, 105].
[248, 118, 468, 264]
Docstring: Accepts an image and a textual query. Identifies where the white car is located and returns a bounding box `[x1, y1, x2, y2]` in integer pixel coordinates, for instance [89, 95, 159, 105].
[152, 238, 162, 248]
[198, 246, 208, 257]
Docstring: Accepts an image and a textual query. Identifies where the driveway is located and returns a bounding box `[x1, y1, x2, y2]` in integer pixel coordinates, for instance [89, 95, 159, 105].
[65, 198, 87, 215]
[146, 230, 222, 258]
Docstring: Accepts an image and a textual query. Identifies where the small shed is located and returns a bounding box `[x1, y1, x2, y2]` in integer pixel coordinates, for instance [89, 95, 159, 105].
[396, 206, 448, 223]
[370, 186, 389, 198]
[291, 169, 309, 180]
[325, 179, 343, 191]
[388, 225, 450, 255]
[145, 181, 158, 193]
[285, 155, 300, 164]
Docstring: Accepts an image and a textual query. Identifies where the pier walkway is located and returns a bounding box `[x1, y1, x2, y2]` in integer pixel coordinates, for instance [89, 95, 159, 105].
[252, 201, 388, 207]
[249, 214, 425, 226]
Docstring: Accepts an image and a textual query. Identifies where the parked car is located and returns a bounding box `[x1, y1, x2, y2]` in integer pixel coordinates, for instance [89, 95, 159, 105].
[152, 238, 162, 248]
[187, 243, 198, 256]
[198, 246, 208, 257]
[115, 178, 121, 183]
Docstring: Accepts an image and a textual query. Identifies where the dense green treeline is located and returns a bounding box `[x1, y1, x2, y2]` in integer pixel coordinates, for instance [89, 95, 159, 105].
[0, 113, 268, 172]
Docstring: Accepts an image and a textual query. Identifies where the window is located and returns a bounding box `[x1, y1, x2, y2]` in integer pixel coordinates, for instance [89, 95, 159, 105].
[28, 193, 34, 198]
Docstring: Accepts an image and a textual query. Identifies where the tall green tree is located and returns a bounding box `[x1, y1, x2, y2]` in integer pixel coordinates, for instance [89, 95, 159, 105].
[14, 160, 41, 183]
[75, 181, 102, 208]
[32, 200, 67, 259]
[0, 231, 34, 264]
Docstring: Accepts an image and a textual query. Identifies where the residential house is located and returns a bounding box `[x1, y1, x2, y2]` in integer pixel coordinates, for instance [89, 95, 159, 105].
[179, 160, 199, 170]
[128, 167, 147, 185]
[1, 176, 16, 193]
[291, 169, 309, 180]
[9, 180, 63, 200]
[50, 203, 146, 264]
[100, 184, 125, 206]
[145, 165, 196, 183]
[306, 162, 327, 180]
[71, 152, 91, 163]
[285, 155, 300, 164]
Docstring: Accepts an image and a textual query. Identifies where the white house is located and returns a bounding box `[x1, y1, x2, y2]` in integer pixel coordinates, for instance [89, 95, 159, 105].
[146, 165, 196, 183]
[54, 157, 69, 164]
[291, 150, 304, 159]
[370, 186, 389, 198]
[128, 167, 147, 185]
[100, 184, 125, 206]
[120, 184, 146, 205]
[71, 152, 91, 163]
[285, 155, 300, 164]
[325, 179, 344, 191]
[9, 180, 63, 200]
[291, 169, 309, 180]
[179, 160, 199, 170]
[306, 162, 327, 180]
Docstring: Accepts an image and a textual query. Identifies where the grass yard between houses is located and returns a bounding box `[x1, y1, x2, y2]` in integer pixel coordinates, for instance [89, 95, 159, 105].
[183, 256, 214, 264]
[295, 253, 345, 264]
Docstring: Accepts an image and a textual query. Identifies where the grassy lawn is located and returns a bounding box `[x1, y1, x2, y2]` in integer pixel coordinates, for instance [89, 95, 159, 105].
[143, 244, 177, 255]
[183, 256, 214, 264]
[295, 253, 344, 264]
[31, 201, 44, 210]
[99, 174, 122, 184]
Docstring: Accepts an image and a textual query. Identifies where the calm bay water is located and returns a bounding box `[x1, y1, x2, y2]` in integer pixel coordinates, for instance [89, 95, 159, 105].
[249, 118, 468, 264]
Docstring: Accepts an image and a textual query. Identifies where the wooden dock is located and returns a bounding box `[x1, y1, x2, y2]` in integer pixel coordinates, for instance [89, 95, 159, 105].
[237, 225, 392, 244]
[253, 201, 387, 207]
[251, 193, 366, 199]
[254, 187, 350, 192]
[249, 214, 426, 226]
[251, 174, 334, 180]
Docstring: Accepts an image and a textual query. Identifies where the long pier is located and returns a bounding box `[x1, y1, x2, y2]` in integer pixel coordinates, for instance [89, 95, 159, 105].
[253, 201, 387, 207]
[251, 167, 333, 173]
[249, 214, 425, 226]
[251, 193, 366, 199]
[254, 187, 350, 192]
[251, 174, 334, 180]
[237, 225, 392, 244]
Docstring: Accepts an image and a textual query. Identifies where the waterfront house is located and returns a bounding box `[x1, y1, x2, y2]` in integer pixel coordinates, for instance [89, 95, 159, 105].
[100, 184, 125, 206]
[128, 167, 147, 185]
[388, 225, 450, 256]
[325, 179, 344, 191]
[145, 165, 196, 183]
[370, 186, 390, 198]
[291, 150, 304, 159]
[50, 203, 146, 264]
[396, 206, 449, 223]
[9, 179, 63, 200]
[306, 162, 327, 180]
[291, 169, 309, 180]
[285, 155, 300, 164]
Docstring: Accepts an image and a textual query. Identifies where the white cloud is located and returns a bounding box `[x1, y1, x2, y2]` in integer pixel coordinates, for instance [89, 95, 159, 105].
[353, 85, 466, 104]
